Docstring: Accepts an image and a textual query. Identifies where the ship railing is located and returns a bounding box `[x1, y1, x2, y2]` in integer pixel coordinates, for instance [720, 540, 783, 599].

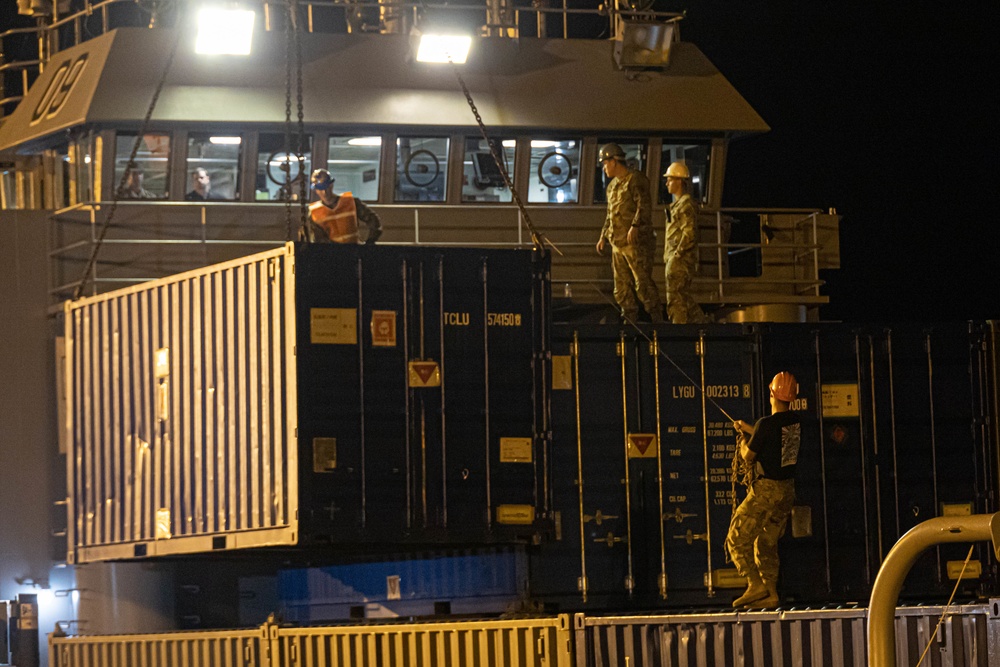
[48, 201, 839, 312]
[0, 24, 44, 117]
[2, 0, 682, 118]
[33, 0, 682, 48]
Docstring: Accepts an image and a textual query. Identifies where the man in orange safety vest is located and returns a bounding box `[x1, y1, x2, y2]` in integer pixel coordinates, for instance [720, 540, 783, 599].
[304, 168, 382, 244]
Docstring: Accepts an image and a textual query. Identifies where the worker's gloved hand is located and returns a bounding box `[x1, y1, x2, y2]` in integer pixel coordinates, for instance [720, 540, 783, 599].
[366, 229, 382, 245]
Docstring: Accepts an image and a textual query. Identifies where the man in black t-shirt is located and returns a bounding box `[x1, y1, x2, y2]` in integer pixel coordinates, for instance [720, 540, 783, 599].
[726, 371, 802, 608]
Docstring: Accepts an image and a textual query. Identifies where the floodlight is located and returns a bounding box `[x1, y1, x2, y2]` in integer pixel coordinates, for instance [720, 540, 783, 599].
[416, 34, 472, 64]
[348, 137, 382, 146]
[613, 19, 676, 69]
[209, 136, 243, 145]
[195, 8, 255, 56]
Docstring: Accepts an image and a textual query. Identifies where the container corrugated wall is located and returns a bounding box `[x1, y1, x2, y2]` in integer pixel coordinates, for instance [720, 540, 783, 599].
[47, 605, 1000, 667]
[49, 616, 573, 667]
[49, 628, 261, 667]
[573, 605, 996, 667]
[64, 245, 298, 563]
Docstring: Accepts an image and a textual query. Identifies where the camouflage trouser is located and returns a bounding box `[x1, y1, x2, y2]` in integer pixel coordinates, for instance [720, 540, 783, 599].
[665, 256, 708, 324]
[611, 243, 662, 319]
[725, 478, 795, 584]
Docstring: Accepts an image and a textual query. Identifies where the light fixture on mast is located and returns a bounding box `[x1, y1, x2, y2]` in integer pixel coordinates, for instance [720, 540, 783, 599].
[195, 6, 256, 56]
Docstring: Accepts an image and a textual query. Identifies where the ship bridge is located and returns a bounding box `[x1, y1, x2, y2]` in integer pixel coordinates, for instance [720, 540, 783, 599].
[0, 0, 839, 321]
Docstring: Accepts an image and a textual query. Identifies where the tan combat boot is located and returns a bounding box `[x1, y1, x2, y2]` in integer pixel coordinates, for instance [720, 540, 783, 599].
[732, 572, 768, 608]
[748, 580, 779, 608]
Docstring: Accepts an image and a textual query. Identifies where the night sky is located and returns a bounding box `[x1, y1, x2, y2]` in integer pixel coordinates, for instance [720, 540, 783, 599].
[681, 2, 998, 322]
[2, 2, 996, 323]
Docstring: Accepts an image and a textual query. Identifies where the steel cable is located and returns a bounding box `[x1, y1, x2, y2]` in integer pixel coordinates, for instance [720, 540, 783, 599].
[74, 28, 182, 300]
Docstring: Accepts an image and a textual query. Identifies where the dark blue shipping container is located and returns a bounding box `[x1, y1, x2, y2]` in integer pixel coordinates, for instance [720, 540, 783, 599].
[528, 321, 998, 610]
[294, 243, 551, 546]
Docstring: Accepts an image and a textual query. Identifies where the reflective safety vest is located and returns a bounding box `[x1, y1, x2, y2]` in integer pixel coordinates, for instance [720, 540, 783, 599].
[309, 192, 358, 243]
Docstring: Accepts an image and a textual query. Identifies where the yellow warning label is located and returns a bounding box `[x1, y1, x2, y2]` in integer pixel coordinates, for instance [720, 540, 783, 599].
[946, 560, 981, 580]
[712, 569, 746, 589]
[311, 308, 357, 345]
[627, 433, 658, 459]
[155, 508, 171, 540]
[408, 360, 441, 387]
[500, 437, 533, 463]
[497, 504, 535, 525]
[821, 383, 859, 418]
[551, 355, 573, 390]
[370, 310, 397, 347]
[941, 503, 972, 516]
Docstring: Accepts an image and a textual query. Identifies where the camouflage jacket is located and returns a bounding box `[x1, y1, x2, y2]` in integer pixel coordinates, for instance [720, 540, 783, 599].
[664, 193, 697, 263]
[600, 169, 653, 248]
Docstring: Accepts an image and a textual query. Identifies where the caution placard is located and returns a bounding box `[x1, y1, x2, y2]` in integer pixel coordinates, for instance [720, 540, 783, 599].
[712, 569, 747, 589]
[408, 360, 441, 387]
[311, 308, 357, 345]
[497, 504, 535, 525]
[500, 437, 533, 463]
[821, 383, 859, 418]
[370, 310, 397, 347]
[627, 433, 658, 459]
[946, 560, 981, 580]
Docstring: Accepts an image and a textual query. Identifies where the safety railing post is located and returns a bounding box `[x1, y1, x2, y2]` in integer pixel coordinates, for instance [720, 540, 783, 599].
[715, 210, 724, 300]
[812, 212, 820, 297]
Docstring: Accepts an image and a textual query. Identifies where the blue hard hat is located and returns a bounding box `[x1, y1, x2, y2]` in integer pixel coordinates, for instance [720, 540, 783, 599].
[311, 169, 334, 191]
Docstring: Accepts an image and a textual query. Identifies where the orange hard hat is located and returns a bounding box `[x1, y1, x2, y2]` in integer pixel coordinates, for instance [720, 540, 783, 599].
[769, 371, 798, 403]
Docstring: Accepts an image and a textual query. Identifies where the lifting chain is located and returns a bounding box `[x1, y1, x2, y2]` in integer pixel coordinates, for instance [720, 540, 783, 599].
[283, 0, 308, 241]
[294, 0, 307, 226]
[446, 58, 561, 256]
[283, 0, 294, 241]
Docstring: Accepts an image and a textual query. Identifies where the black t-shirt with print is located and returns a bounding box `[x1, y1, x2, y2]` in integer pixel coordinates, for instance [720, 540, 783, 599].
[746, 410, 802, 480]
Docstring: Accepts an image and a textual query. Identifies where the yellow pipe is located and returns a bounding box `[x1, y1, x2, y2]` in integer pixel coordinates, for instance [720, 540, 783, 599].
[867, 513, 997, 666]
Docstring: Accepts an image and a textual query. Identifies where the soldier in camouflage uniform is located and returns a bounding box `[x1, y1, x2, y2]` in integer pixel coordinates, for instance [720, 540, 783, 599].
[595, 143, 663, 323]
[726, 372, 802, 608]
[663, 162, 709, 323]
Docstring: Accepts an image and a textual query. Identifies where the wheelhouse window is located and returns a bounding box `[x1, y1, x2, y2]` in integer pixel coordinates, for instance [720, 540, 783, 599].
[659, 142, 710, 204]
[528, 139, 579, 203]
[71, 133, 95, 204]
[462, 137, 514, 203]
[593, 140, 647, 204]
[395, 136, 448, 202]
[327, 136, 380, 201]
[255, 133, 313, 201]
[186, 133, 242, 200]
[115, 133, 170, 199]
[1, 169, 18, 209]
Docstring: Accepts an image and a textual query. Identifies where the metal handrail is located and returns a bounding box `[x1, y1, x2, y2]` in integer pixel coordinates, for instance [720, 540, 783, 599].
[867, 513, 999, 667]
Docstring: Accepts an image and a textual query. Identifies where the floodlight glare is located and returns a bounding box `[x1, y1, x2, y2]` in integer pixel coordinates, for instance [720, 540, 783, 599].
[416, 34, 472, 64]
[195, 8, 255, 56]
[209, 136, 243, 145]
[348, 137, 382, 146]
